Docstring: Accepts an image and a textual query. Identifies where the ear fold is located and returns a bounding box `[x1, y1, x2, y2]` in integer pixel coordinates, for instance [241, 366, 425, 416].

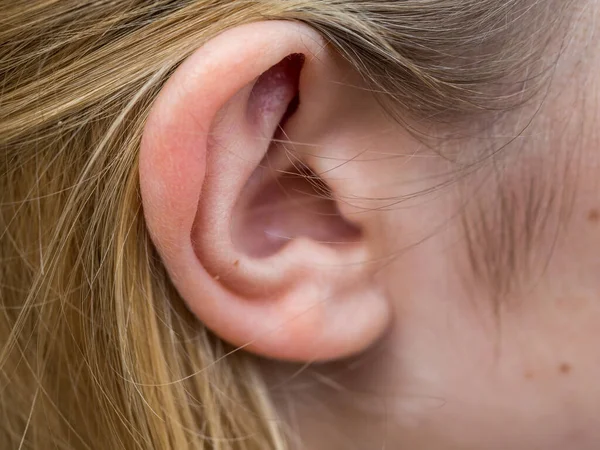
[139, 21, 390, 362]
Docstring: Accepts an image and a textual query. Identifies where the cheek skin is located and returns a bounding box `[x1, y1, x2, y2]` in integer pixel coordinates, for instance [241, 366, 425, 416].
[367, 153, 600, 449]
[372, 38, 600, 449]
[369, 232, 600, 450]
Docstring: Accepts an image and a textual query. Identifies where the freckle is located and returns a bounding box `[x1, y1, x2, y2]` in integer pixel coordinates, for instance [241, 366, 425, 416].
[559, 363, 572, 375]
[233, 260, 239, 267]
[588, 209, 599, 223]
[524, 370, 535, 380]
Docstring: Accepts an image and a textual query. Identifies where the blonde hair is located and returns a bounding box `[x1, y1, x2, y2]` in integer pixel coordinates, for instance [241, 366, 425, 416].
[0, 1, 573, 449]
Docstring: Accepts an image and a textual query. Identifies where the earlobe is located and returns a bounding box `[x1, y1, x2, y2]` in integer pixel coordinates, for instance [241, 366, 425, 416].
[140, 21, 390, 362]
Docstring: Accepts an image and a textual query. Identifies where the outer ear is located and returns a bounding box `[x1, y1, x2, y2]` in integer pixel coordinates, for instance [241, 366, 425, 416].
[140, 21, 390, 362]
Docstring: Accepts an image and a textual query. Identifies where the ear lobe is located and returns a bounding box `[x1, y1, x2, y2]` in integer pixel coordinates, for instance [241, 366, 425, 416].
[140, 21, 390, 362]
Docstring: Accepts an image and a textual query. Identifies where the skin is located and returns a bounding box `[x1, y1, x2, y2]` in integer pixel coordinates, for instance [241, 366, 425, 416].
[263, 5, 600, 450]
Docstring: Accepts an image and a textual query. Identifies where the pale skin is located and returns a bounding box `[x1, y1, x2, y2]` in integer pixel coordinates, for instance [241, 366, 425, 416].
[140, 4, 600, 449]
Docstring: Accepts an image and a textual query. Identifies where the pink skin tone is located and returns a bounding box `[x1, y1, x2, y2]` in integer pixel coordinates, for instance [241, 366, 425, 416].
[140, 8, 600, 450]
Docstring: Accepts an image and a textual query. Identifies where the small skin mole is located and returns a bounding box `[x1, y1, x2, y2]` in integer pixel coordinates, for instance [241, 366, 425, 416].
[524, 370, 535, 380]
[588, 209, 599, 223]
[559, 363, 572, 375]
[233, 260, 239, 267]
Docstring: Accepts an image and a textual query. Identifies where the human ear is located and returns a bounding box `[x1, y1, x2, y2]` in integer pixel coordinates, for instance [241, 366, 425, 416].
[139, 21, 390, 362]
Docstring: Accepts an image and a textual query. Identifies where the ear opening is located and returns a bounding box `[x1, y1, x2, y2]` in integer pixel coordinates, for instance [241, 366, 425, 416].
[232, 156, 363, 258]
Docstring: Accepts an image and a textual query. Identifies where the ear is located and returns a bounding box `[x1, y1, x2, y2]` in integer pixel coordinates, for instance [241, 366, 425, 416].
[140, 21, 390, 362]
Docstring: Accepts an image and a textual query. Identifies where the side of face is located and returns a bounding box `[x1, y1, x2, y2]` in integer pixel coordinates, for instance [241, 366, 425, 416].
[139, 8, 600, 449]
